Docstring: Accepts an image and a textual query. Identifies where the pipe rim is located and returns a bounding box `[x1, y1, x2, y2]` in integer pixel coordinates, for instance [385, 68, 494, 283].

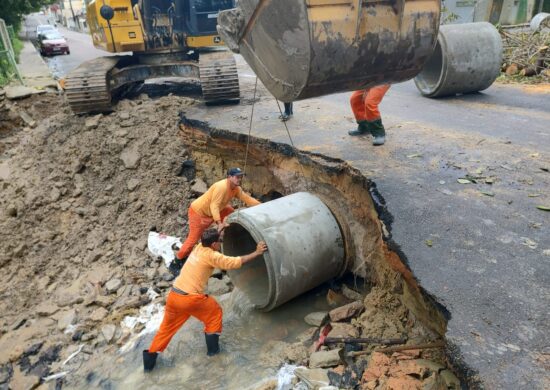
[224, 213, 276, 310]
[414, 32, 448, 97]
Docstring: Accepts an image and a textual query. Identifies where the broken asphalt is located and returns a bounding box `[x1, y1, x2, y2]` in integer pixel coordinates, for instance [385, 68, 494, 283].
[181, 57, 550, 389]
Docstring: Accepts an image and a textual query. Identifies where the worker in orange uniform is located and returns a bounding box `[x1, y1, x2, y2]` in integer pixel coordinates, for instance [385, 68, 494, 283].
[143, 228, 268, 371]
[171, 167, 261, 275]
[348, 84, 391, 145]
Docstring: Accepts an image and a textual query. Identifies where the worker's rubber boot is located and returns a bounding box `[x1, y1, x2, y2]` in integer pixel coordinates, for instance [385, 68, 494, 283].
[369, 119, 386, 146]
[348, 120, 369, 136]
[205, 333, 220, 356]
[168, 257, 186, 277]
[143, 350, 158, 372]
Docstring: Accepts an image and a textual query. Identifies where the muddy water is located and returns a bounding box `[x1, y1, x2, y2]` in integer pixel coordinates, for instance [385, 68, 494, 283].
[69, 285, 335, 389]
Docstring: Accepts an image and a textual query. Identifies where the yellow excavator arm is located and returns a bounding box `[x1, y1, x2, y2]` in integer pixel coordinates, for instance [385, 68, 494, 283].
[67, 0, 440, 114]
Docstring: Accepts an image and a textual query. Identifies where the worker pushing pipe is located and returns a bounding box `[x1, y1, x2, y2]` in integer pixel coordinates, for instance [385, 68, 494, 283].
[143, 189, 345, 370]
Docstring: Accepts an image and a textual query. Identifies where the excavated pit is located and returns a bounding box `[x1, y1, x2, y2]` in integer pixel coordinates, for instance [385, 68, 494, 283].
[179, 114, 447, 333]
[177, 114, 464, 385]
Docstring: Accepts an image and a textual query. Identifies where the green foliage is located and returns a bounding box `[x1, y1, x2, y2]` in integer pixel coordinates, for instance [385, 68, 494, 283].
[0, 53, 15, 86]
[441, 4, 459, 24]
[0, 0, 56, 33]
[12, 36, 23, 63]
[0, 26, 23, 85]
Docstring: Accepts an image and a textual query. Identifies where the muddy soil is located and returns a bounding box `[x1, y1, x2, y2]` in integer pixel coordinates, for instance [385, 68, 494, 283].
[0, 91, 460, 389]
[0, 92, 195, 388]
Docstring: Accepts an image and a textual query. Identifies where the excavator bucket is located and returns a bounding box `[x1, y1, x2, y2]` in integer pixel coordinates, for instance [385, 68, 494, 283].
[218, 0, 441, 102]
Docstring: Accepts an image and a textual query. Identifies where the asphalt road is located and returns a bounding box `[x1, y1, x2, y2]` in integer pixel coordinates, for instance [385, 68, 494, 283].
[22, 13, 116, 79]
[28, 14, 550, 389]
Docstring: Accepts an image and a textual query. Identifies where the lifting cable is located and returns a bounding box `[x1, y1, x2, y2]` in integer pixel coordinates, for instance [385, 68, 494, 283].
[234, 77, 259, 224]
[272, 99, 310, 191]
[236, 77, 310, 224]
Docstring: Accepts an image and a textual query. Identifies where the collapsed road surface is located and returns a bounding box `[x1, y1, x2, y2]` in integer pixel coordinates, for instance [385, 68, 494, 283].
[180, 60, 550, 389]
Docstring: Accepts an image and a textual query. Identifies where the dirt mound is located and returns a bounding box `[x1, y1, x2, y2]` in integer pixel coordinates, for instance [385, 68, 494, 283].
[0, 93, 197, 385]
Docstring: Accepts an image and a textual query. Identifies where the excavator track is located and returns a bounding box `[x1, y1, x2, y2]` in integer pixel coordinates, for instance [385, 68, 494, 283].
[199, 51, 240, 103]
[64, 56, 122, 115]
[65, 52, 239, 114]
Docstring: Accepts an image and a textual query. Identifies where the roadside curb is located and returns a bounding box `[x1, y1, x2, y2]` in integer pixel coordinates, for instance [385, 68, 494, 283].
[14, 41, 59, 91]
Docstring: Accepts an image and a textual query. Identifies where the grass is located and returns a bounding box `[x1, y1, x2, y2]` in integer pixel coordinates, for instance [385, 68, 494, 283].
[12, 37, 23, 63]
[0, 73, 8, 87]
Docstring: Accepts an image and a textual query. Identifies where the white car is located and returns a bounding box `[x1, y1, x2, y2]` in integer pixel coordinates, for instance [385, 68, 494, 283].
[36, 24, 57, 38]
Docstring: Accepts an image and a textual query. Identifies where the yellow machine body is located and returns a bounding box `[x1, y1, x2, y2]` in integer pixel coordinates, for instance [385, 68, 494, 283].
[85, 0, 227, 53]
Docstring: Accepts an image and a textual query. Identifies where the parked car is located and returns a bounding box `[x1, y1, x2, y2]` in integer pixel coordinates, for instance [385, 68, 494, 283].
[39, 31, 70, 56]
[36, 24, 57, 39]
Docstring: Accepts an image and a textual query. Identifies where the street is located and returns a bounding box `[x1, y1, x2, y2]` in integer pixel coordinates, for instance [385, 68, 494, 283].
[22, 13, 117, 79]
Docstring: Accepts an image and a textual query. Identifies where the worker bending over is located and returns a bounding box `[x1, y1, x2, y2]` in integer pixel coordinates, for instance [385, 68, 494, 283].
[348, 84, 391, 145]
[143, 228, 268, 371]
[172, 167, 261, 275]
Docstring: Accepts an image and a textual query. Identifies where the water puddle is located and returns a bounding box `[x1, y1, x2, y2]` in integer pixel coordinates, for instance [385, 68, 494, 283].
[67, 284, 340, 389]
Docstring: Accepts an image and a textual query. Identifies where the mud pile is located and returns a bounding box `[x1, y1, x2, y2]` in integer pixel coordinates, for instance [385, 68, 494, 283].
[0, 92, 197, 388]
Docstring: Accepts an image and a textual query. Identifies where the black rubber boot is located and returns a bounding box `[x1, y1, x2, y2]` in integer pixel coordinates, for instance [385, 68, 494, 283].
[168, 257, 186, 277]
[285, 102, 293, 116]
[369, 118, 386, 145]
[143, 350, 158, 372]
[279, 102, 293, 121]
[205, 333, 220, 356]
[348, 120, 369, 136]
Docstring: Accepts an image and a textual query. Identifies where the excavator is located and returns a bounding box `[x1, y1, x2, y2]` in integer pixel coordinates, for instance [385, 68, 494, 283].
[67, 0, 440, 114]
[66, 0, 240, 114]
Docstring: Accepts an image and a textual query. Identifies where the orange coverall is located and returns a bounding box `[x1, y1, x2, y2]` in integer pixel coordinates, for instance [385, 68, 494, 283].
[177, 178, 260, 259]
[148, 243, 243, 353]
[350, 84, 391, 122]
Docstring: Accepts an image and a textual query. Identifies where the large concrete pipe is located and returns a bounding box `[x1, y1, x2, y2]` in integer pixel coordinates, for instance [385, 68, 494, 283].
[222, 192, 345, 311]
[530, 13, 550, 31]
[217, 0, 440, 102]
[414, 22, 502, 98]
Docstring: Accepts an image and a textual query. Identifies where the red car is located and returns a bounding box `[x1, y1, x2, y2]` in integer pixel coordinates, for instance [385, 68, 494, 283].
[39, 31, 70, 56]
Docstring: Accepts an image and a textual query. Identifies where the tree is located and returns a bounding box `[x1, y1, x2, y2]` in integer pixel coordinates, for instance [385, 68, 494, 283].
[0, 0, 57, 32]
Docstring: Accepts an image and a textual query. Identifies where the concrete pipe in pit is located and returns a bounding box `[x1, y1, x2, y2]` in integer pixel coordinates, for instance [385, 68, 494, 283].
[414, 22, 502, 98]
[222, 192, 345, 312]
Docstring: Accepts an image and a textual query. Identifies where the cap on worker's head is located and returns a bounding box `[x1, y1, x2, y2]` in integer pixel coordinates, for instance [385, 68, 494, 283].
[227, 167, 245, 177]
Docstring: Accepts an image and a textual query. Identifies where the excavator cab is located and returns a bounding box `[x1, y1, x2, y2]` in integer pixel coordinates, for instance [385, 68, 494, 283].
[181, 0, 235, 35]
[137, 0, 235, 50]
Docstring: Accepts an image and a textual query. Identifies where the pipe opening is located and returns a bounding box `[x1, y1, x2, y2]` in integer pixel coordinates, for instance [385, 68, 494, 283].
[414, 40, 443, 96]
[223, 222, 270, 308]
[224, 192, 345, 311]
